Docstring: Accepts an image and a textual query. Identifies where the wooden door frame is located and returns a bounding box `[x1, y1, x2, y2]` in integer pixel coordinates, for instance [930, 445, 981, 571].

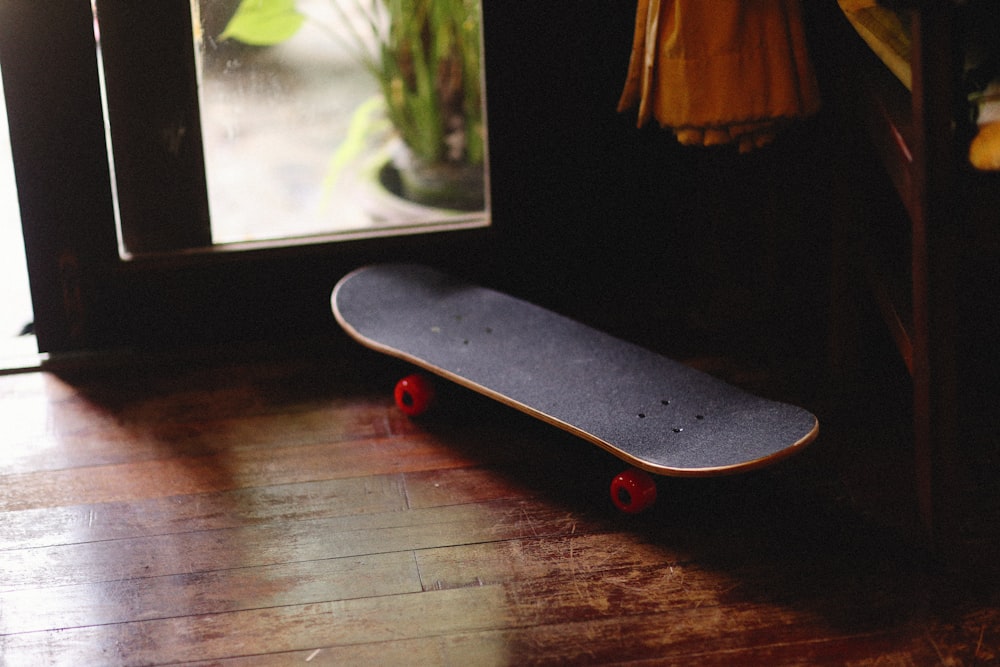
[1, 1, 504, 354]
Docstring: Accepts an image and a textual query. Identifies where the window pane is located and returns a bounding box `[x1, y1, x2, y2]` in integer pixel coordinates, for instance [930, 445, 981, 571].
[195, 0, 489, 246]
[0, 65, 35, 353]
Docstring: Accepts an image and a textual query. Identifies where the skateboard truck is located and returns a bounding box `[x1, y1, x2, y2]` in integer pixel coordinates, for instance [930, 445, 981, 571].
[394, 372, 662, 512]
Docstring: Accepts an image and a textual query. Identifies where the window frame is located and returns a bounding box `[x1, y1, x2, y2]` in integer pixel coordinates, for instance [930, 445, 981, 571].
[0, 0, 499, 354]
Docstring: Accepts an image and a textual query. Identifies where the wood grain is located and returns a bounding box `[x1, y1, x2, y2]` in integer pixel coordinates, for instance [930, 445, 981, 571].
[0, 348, 996, 665]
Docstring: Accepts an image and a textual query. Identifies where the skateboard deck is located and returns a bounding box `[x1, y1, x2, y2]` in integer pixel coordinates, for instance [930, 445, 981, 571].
[332, 263, 818, 480]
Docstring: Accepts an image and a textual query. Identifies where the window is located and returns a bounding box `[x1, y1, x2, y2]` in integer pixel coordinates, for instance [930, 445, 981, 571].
[195, 0, 489, 248]
[97, 0, 489, 256]
[0, 1, 494, 353]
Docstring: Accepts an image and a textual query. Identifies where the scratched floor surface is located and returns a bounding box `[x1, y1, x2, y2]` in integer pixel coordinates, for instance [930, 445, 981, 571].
[0, 343, 998, 665]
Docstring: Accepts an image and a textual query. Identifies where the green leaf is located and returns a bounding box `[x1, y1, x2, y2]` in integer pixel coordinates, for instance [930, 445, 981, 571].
[220, 0, 305, 46]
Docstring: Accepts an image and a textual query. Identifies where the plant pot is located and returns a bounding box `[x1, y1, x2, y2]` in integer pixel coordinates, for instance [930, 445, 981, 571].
[388, 143, 485, 212]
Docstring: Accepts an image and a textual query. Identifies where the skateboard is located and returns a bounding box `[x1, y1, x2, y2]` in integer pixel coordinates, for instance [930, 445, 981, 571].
[332, 263, 818, 513]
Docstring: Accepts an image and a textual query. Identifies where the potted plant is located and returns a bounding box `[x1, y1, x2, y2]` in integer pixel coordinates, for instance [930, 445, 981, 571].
[221, 0, 485, 211]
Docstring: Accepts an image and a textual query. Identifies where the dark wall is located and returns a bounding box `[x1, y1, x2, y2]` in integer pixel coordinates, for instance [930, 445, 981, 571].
[17, 1, 835, 356]
[480, 1, 834, 357]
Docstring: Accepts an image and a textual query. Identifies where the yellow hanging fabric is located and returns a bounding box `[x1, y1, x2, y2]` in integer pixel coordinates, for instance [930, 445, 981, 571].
[618, 0, 821, 152]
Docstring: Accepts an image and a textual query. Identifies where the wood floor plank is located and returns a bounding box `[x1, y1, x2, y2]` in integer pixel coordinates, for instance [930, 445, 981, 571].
[174, 638, 449, 666]
[0, 586, 515, 666]
[0, 551, 421, 635]
[0, 397, 395, 477]
[165, 628, 937, 667]
[418, 529, 937, 636]
[1, 476, 409, 551]
[0, 499, 583, 591]
[0, 358, 408, 477]
[2, 582, 967, 666]
[414, 532, 694, 594]
[0, 552, 420, 634]
[436, 621, 942, 666]
[0, 432, 480, 513]
[0, 349, 996, 665]
[404, 465, 555, 509]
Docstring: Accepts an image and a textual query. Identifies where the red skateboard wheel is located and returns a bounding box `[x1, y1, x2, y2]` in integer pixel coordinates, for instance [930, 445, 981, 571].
[609, 469, 657, 513]
[394, 374, 435, 417]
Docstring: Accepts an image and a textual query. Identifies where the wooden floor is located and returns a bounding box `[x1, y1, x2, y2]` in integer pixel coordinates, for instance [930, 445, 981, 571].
[1, 342, 999, 666]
